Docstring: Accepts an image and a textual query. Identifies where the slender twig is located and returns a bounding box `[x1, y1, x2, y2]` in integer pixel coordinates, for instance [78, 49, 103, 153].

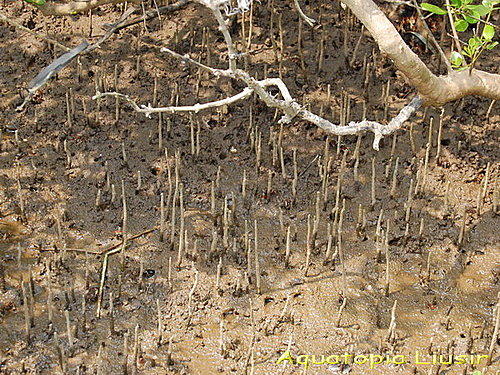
[37, 247, 102, 254]
[15, 8, 136, 112]
[208, 1, 238, 71]
[444, 0, 463, 55]
[36, 227, 156, 255]
[84, 7, 137, 54]
[93, 89, 254, 116]
[411, 0, 451, 73]
[452, 12, 499, 30]
[293, 0, 317, 27]
[97, 227, 158, 255]
[380, 0, 416, 7]
[0, 13, 69, 51]
[159, 47, 223, 75]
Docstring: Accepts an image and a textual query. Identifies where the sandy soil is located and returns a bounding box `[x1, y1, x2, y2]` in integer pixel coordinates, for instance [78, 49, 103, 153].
[0, 0, 499, 374]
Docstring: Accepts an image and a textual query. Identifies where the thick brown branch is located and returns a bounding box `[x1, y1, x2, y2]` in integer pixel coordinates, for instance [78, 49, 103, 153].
[342, 0, 500, 107]
[34, 0, 132, 16]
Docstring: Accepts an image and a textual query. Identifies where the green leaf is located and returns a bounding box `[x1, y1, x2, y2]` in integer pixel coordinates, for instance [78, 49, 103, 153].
[455, 19, 469, 31]
[451, 0, 462, 6]
[462, 45, 473, 58]
[421, 3, 448, 14]
[450, 51, 464, 67]
[468, 36, 482, 49]
[486, 41, 499, 50]
[23, 0, 46, 5]
[467, 4, 491, 16]
[484, 0, 500, 5]
[482, 24, 495, 40]
[464, 10, 481, 23]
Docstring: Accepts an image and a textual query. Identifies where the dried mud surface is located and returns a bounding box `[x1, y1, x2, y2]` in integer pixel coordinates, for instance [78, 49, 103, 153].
[0, 1, 499, 374]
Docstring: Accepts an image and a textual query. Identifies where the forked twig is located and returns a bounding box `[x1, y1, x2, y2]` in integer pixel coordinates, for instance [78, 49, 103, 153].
[96, 226, 157, 317]
[15, 8, 136, 112]
[96, 41, 422, 149]
[34, 226, 157, 255]
[293, 0, 317, 27]
[97, 227, 158, 256]
[93, 88, 254, 116]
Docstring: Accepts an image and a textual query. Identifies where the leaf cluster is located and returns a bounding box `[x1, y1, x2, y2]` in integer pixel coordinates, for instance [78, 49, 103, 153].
[421, 0, 498, 70]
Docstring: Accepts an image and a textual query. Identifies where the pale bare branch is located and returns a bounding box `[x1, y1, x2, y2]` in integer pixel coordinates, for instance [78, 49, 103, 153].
[209, 2, 238, 71]
[92, 88, 254, 116]
[160, 47, 225, 77]
[299, 97, 423, 150]
[93, 0, 424, 149]
[103, 0, 190, 32]
[445, 0, 463, 56]
[293, 0, 317, 27]
[95, 55, 422, 150]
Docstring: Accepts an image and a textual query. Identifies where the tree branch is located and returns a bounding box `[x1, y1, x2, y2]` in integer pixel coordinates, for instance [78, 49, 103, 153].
[92, 0, 424, 149]
[33, 0, 132, 16]
[444, 0, 463, 55]
[293, 0, 317, 27]
[98, 47, 422, 150]
[206, 1, 238, 71]
[102, 0, 190, 32]
[93, 88, 254, 116]
[342, 0, 500, 106]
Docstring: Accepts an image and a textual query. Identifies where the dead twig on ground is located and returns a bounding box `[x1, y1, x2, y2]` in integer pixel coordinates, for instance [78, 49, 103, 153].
[97, 227, 158, 256]
[34, 226, 157, 255]
[0, 13, 69, 51]
[102, 0, 190, 32]
[14, 8, 136, 112]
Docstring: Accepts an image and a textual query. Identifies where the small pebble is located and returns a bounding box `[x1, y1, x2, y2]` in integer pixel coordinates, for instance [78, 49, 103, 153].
[142, 269, 155, 278]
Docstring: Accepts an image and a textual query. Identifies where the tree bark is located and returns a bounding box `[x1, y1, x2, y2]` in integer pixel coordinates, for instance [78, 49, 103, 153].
[342, 0, 500, 107]
[34, 0, 134, 16]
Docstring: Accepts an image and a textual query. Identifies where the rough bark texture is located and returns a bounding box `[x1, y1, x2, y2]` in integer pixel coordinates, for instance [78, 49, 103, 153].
[34, 0, 133, 16]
